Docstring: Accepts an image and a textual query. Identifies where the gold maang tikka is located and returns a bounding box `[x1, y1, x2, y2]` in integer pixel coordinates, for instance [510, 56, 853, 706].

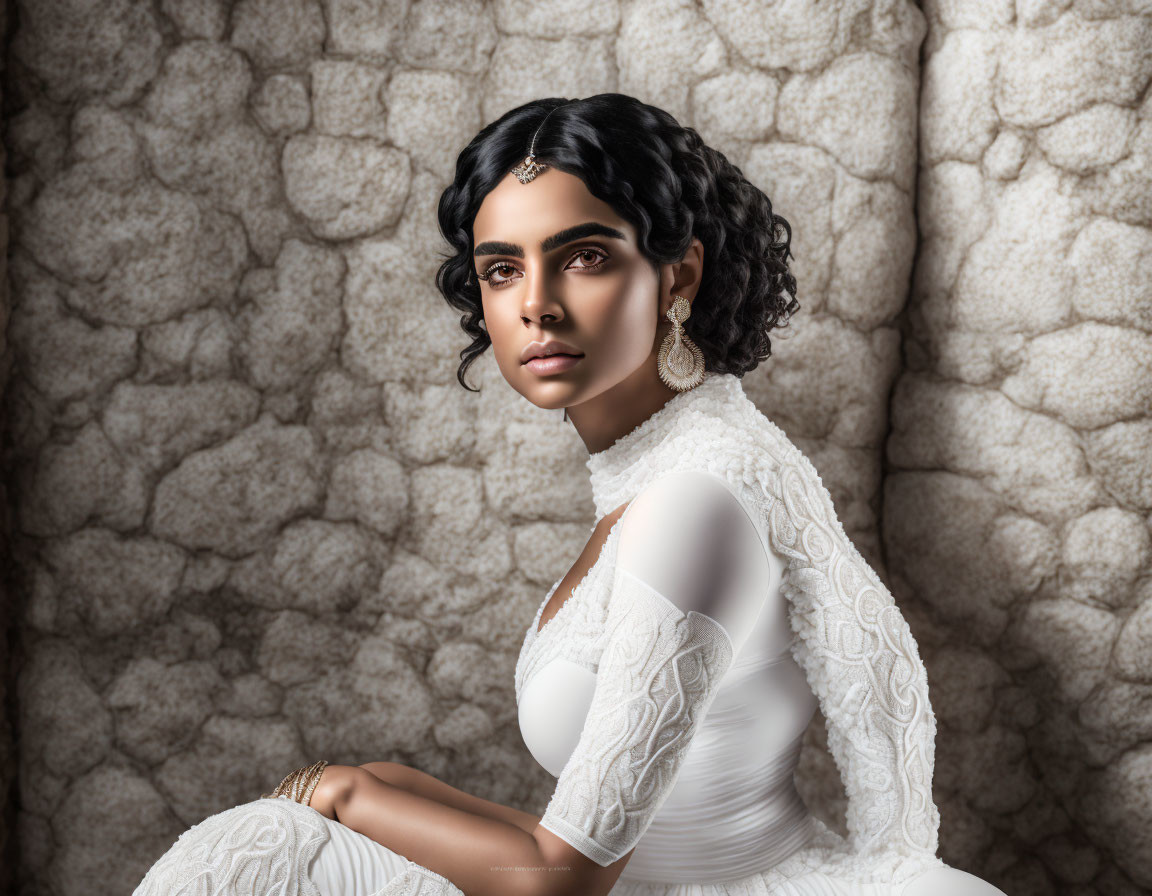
[511, 102, 570, 184]
[512, 154, 548, 184]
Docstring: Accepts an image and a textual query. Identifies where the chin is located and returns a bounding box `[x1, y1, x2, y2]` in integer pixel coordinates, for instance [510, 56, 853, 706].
[513, 374, 583, 410]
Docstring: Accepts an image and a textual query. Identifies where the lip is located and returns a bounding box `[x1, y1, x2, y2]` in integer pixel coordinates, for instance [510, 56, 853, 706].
[520, 339, 585, 364]
[525, 353, 583, 375]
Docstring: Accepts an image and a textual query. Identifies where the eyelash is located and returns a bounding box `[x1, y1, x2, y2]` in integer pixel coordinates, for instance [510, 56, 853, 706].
[477, 248, 609, 285]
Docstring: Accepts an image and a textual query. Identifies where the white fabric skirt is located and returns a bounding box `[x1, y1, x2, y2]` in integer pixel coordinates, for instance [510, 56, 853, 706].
[132, 798, 1004, 896]
[309, 812, 412, 895]
[308, 808, 1006, 896]
[604, 817, 1006, 896]
[609, 866, 1005, 896]
[131, 797, 463, 896]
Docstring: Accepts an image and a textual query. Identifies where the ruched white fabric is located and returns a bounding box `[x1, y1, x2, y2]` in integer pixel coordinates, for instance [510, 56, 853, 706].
[309, 812, 412, 894]
[515, 371, 1008, 895]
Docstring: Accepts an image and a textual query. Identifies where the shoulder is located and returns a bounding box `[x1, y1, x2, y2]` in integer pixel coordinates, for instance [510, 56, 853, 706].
[613, 470, 769, 651]
[617, 469, 761, 556]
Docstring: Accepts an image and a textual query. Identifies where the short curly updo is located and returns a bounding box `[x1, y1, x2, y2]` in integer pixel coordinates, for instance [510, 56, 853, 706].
[436, 93, 799, 392]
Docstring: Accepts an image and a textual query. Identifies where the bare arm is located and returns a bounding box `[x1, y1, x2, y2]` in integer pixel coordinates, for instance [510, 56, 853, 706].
[311, 764, 620, 896]
[358, 761, 541, 835]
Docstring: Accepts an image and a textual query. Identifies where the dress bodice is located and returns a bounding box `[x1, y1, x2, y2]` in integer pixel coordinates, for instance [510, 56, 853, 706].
[516, 523, 820, 882]
[514, 373, 823, 882]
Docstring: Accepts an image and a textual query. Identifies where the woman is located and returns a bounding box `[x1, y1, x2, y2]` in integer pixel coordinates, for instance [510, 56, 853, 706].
[133, 95, 1006, 896]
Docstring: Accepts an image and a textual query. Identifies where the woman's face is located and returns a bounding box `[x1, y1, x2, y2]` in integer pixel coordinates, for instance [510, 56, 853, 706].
[471, 168, 667, 412]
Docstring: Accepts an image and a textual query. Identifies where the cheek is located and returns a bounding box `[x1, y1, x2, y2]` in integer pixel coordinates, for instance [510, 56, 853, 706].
[481, 294, 516, 341]
[481, 292, 532, 380]
[580, 270, 658, 356]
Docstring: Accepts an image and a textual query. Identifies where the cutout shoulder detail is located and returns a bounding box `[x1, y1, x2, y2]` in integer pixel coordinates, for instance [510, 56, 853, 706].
[612, 468, 771, 658]
[535, 503, 631, 638]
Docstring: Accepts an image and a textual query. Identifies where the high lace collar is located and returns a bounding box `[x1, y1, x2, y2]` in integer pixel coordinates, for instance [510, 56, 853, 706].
[585, 371, 746, 517]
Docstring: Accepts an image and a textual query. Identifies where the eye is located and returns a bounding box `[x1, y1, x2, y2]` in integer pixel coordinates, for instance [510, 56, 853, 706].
[566, 248, 608, 271]
[477, 247, 609, 288]
[478, 261, 521, 287]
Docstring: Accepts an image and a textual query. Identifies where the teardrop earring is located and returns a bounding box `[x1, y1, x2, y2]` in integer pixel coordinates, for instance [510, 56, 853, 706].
[656, 295, 705, 391]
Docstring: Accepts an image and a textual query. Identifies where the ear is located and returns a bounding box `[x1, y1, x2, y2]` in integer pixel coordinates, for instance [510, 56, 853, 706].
[658, 237, 705, 320]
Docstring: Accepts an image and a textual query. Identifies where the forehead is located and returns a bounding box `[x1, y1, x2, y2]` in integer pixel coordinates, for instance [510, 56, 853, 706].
[472, 168, 631, 243]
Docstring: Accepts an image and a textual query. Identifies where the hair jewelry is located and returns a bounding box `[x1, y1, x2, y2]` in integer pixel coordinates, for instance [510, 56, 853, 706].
[511, 102, 570, 184]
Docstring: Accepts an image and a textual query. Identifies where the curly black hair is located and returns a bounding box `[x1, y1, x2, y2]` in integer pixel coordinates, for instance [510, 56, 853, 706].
[435, 93, 799, 392]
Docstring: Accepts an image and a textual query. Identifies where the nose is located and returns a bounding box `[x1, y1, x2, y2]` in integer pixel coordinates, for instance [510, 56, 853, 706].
[520, 263, 562, 324]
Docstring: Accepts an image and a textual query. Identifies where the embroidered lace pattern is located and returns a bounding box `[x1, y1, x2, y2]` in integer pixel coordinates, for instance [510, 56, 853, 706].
[569, 371, 945, 886]
[538, 568, 735, 866]
[132, 798, 330, 896]
[133, 798, 466, 896]
[514, 515, 631, 706]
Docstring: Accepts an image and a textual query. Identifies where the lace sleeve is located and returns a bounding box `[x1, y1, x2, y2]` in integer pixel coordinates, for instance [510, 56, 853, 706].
[538, 470, 766, 866]
[766, 450, 940, 863]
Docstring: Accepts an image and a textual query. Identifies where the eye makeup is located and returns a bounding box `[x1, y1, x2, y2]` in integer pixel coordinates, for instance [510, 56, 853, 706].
[477, 246, 611, 287]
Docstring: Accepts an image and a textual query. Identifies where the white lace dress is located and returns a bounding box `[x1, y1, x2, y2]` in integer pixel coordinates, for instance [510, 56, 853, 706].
[133, 371, 1004, 896]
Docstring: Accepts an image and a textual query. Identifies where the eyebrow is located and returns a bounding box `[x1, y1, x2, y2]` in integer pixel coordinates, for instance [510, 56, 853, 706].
[473, 221, 628, 257]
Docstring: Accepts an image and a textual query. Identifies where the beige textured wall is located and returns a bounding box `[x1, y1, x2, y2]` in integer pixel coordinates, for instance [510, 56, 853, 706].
[0, 1, 1147, 895]
[885, 2, 1152, 893]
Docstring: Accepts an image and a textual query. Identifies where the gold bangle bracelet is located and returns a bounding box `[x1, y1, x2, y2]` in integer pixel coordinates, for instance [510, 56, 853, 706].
[261, 759, 330, 806]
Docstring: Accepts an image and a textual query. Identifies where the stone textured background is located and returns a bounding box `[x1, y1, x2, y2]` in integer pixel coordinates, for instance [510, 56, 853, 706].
[0, 1, 1148, 894]
[0, 1, 15, 892]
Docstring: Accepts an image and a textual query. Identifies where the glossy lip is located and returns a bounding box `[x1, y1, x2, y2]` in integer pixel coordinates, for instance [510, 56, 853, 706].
[525, 354, 583, 375]
[521, 339, 584, 364]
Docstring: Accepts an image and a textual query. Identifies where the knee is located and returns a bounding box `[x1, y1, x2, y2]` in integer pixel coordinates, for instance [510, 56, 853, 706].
[309, 764, 360, 820]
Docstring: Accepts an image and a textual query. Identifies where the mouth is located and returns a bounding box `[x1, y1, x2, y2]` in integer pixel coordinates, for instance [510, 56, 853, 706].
[523, 353, 585, 374]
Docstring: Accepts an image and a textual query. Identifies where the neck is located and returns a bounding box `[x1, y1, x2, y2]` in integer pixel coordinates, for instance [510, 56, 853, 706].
[582, 371, 736, 518]
[565, 363, 680, 455]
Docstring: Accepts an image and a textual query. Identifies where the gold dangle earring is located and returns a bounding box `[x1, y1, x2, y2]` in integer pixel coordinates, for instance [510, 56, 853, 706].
[657, 295, 705, 391]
